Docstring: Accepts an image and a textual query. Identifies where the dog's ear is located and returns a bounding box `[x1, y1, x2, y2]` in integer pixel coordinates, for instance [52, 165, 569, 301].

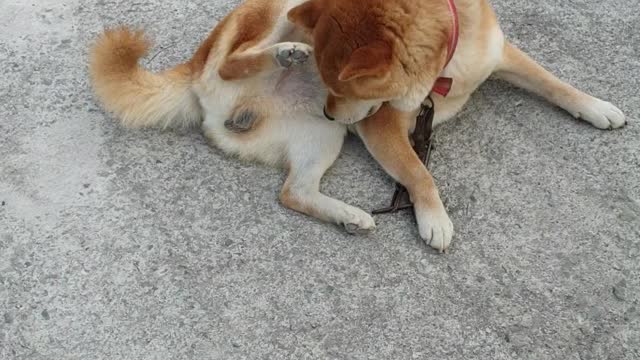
[338, 42, 393, 82]
[288, 0, 323, 32]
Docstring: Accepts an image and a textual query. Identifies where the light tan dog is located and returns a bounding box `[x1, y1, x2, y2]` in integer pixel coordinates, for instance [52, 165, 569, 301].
[288, 0, 626, 250]
[90, 0, 625, 252]
[91, 0, 379, 242]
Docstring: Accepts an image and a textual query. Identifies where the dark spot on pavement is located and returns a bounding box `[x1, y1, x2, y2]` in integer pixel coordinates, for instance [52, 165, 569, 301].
[3, 313, 13, 324]
[41, 309, 50, 320]
[613, 279, 627, 301]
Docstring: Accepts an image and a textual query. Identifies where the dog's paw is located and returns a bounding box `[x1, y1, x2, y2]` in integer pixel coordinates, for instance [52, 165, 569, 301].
[275, 42, 312, 68]
[574, 97, 626, 130]
[338, 206, 376, 235]
[415, 206, 454, 252]
[224, 110, 258, 133]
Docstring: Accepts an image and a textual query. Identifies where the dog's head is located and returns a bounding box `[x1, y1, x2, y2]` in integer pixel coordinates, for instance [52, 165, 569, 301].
[288, 0, 448, 124]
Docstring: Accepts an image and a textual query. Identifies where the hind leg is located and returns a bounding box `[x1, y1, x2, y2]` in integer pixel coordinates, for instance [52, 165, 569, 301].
[495, 42, 626, 130]
[218, 42, 312, 81]
[280, 121, 376, 234]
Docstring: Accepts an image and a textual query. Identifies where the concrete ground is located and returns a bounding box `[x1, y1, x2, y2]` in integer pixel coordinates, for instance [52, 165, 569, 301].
[1, 0, 638, 359]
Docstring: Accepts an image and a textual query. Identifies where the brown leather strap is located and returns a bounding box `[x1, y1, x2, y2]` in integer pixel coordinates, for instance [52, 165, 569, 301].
[413, 97, 435, 165]
[373, 97, 435, 215]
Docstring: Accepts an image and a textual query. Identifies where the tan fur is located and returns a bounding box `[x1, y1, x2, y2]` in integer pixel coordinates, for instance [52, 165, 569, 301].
[217, 1, 284, 80]
[189, 16, 231, 76]
[288, 0, 626, 250]
[289, 0, 453, 121]
[88, 1, 286, 130]
[356, 106, 439, 205]
[90, 0, 626, 252]
[89, 28, 203, 129]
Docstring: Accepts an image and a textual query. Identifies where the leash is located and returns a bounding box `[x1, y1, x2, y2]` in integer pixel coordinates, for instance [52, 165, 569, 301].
[373, 97, 435, 215]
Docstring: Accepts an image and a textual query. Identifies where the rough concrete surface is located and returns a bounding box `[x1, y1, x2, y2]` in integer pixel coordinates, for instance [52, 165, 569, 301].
[1, 0, 638, 359]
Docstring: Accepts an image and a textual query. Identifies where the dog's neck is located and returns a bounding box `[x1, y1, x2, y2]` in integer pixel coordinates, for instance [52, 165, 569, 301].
[431, 0, 459, 97]
[387, 0, 460, 111]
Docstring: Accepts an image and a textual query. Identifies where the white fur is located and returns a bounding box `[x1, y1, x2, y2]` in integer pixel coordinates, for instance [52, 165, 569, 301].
[147, 0, 626, 250]
[415, 206, 455, 252]
[569, 96, 626, 129]
[189, 15, 376, 232]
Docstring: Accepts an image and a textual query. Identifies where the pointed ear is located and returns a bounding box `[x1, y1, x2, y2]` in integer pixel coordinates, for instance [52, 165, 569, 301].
[338, 42, 393, 82]
[288, 0, 323, 32]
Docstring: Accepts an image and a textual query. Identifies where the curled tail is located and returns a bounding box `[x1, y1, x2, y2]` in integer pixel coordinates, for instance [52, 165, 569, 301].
[89, 27, 202, 128]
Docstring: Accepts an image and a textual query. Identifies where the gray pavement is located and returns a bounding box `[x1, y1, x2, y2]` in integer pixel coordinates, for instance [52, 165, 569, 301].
[1, 0, 639, 359]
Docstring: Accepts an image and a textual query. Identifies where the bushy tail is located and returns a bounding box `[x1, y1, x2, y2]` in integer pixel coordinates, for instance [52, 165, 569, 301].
[89, 27, 202, 128]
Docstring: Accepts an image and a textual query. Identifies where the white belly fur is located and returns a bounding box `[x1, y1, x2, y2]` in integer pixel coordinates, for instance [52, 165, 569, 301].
[196, 59, 344, 167]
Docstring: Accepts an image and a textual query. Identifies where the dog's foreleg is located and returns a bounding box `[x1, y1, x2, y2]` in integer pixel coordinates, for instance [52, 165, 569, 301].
[495, 42, 626, 130]
[355, 105, 453, 252]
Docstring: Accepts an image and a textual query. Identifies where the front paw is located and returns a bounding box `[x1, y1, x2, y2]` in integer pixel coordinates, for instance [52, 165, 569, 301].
[574, 97, 626, 130]
[415, 205, 454, 252]
[275, 42, 312, 68]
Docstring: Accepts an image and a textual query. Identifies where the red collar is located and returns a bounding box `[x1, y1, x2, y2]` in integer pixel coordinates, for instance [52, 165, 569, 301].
[431, 0, 459, 97]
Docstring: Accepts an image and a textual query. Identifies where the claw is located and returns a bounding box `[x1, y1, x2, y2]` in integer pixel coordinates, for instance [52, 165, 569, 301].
[345, 223, 359, 234]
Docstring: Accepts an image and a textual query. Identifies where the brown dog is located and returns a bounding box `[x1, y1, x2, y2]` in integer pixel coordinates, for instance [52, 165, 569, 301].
[90, 1, 381, 245]
[90, 0, 625, 253]
[288, 0, 626, 250]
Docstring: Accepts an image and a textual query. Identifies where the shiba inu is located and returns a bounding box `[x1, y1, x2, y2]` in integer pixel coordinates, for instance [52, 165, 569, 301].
[90, 0, 625, 252]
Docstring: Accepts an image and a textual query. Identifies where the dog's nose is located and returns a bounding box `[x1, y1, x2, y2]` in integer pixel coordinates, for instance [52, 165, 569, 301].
[323, 107, 335, 121]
